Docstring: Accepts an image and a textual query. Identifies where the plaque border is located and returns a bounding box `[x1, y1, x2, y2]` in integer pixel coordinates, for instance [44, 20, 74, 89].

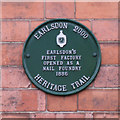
[22, 19, 101, 96]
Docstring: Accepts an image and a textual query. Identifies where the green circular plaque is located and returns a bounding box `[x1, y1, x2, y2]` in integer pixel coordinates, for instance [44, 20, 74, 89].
[22, 19, 101, 96]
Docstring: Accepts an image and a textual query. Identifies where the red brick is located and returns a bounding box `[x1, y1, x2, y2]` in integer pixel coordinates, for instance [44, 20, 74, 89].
[76, 2, 118, 19]
[0, 47, 2, 65]
[2, 90, 46, 112]
[47, 94, 77, 111]
[46, 2, 74, 18]
[1, 43, 23, 65]
[30, 113, 56, 118]
[2, 21, 29, 42]
[0, 113, 1, 120]
[38, 90, 46, 111]
[85, 113, 93, 118]
[100, 44, 118, 65]
[89, 82, 94, 87]
[31, 83, 37, 88]
[30, 21, 45, 32]
[0, 90, 2, 111]
[93, 113, 119, 118]
[77, 20, 91, 30]
[118, 45, 120, 63]
[57, 113, 85, 118]
[78, 89, 118, 111]
[2, 113, 30, 118]
[93, 20, 118, 41]
[2, 2, 44, 19]
[31, 113, 56, 118]
[31, 113, 85, 118]
[2, 67, 30, 88]
[95, 66, 118, 88]
[2, 90, 37, 111]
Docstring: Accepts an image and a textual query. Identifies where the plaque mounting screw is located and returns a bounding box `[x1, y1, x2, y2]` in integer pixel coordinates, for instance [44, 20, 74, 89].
[93, 52, 97, 57]
[26, 54, 30, 58]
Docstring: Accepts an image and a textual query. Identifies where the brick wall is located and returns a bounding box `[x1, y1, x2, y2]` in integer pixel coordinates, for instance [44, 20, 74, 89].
[1, 1, 119, 119]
